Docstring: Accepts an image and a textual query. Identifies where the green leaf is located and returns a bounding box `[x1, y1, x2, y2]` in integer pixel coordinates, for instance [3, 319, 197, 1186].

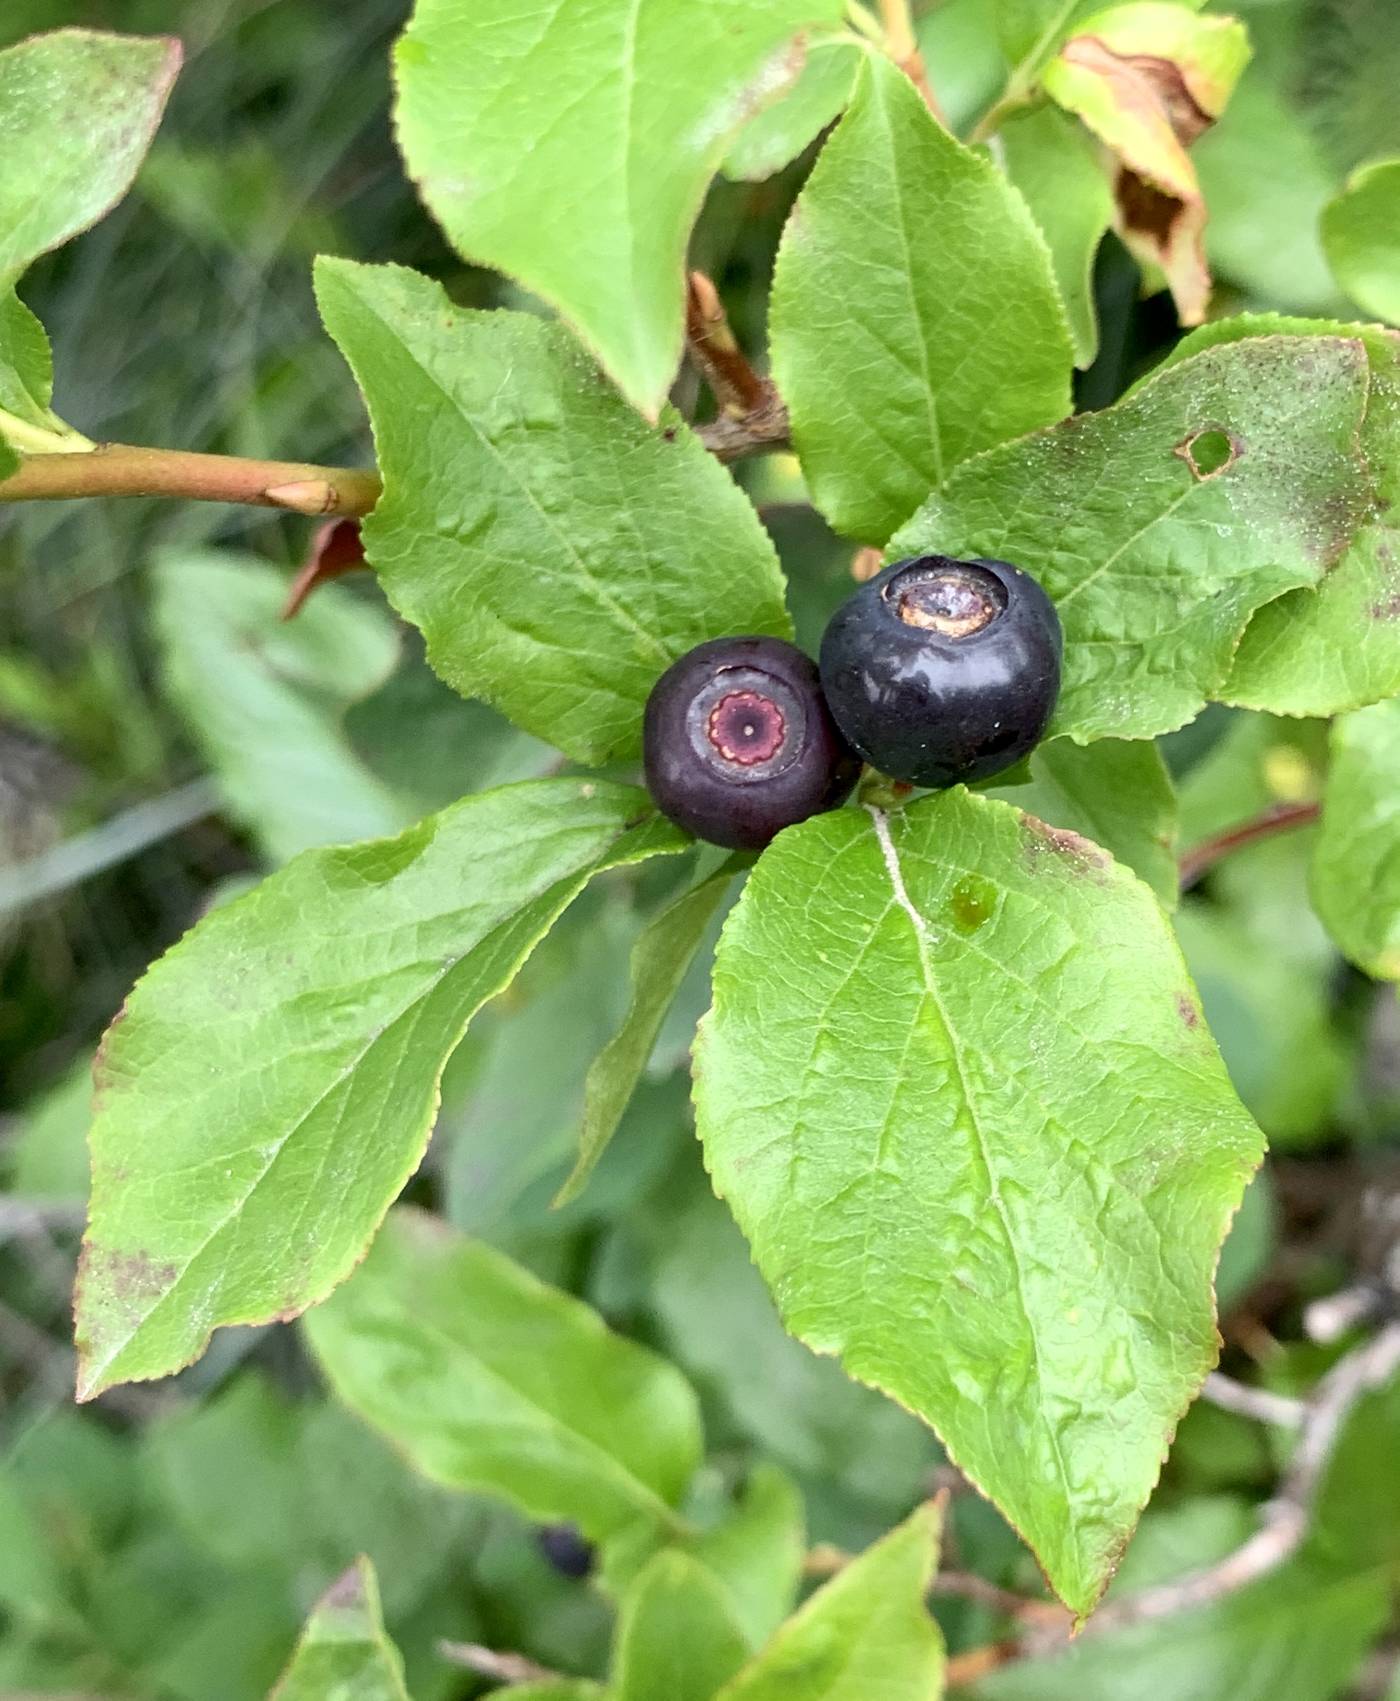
[1213, 1169, 1276, 1311]
[723, 36, 858, 182]
[771, 53, 1071, 543]
[0, 1468, 82, 1636]
[649, 1185, 934, 1511]
[689, 1465, 806, 1648]
[152, 549, 406, 862]
[986, 738, 1178, 907]
[997, 104, 1113, 369]
[694, 789, 1262, 1614]
[305, 1208, 702, 1546]
[1322, 158, 1400, 326]
[1312, 701, 1400, 980]
[1192, 17, 1342, 317]
[893, 336, 1374, 744]
[391, 0, 840, 415]
[269, 1557, 409, 1701]
[717, 1501, 943, 1701]
[608, 1551, 750, 1701]
[556, 864, 737, 1207]
[1152, 318, 1400, 719]
[316, 259, 791, 763]
[149, 1373, 313, 1574]
[970, 1370, 1400, 1701]
[0, 288, 55, 428]
[1174, 906, 1347, 1147]
[0, 29, 181, 280]
[441, 891, 641, 1234]
[0, 285, 55, 472]
[920, 0, 1015, 136]
[75, 778, 687, 1399]
[6, 1058, 90, 1200]
[501, 1687, 603, 1701]
[991, 0, 1117, 67]
[299, 1402, 473, 1621]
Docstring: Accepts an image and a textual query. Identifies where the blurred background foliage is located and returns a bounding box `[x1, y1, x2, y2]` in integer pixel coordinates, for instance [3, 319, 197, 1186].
[0, 0, 1398, 1696]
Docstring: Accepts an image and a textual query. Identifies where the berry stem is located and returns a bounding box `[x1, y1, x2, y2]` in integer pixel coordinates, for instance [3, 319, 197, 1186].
[1177, 800, 1321, 892]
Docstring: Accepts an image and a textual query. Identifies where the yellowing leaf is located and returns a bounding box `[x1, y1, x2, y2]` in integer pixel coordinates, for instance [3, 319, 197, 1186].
[1044, 3, 1251, 323]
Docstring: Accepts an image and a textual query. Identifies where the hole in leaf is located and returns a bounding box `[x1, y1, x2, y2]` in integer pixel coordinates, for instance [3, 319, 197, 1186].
[1177, 427, 1238, 480]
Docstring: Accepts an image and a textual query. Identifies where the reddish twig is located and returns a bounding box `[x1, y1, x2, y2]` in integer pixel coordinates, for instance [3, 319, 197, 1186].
[1178, 801, 1320, 892]
[876, 0, 945, 122]
[0, 397, 788, 525]
[685, 272, 769, 417]
[0, 442, 382, 517]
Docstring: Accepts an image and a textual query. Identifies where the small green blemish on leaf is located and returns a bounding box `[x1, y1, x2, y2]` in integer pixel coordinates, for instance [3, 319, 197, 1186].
[949, 874, 996, 934]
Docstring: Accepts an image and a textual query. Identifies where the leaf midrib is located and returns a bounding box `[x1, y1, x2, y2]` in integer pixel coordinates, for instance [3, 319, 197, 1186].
[866, 806, 1080, 1553]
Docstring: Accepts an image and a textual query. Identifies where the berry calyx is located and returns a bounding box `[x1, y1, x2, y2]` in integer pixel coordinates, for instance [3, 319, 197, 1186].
[643, 636, 860, 849]
[818, 555, 1062, 789]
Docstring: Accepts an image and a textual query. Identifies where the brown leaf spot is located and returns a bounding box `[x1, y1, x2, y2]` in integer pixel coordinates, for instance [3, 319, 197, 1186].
[1174, 426, 1241, 481]
[1176, 993, 1201, 1030]
[85, 1245, 179, 1306]
[1059, 36, 1219, 324]
[1021, 813, 1111, 880]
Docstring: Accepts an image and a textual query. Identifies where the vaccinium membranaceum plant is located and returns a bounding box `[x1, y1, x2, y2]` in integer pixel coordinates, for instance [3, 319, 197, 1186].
[3, 2, 1400, 1696]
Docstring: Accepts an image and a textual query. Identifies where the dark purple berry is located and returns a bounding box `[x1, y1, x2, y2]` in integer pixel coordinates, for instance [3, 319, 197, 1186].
[536, 1522, 595, 1579]
[819, 555, 1062, 788]
[643, 636, 860, 850]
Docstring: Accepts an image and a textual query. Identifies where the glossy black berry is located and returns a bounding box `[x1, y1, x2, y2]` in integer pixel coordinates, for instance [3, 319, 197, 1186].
[819, 555, 1062, 789]
[535, 1522, 595, 1579]
[643, 636, 860, 849]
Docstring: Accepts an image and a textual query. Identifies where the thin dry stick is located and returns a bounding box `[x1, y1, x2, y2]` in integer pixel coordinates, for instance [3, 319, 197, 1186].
[931, 1571, 1066, 1624]
[1199, 1371, 1306, 1429]
[694, 403, 790, 462]
[1305, 1284, 1389, 1344]
[1091, 1322, 1400, 1633]
[1178, 801, 1321, 891]
[945, 1324, 1400, 1684]
[436, 1642, 559, 1684]
[685, 272, 769, 417]
[806, 1545, 1061, 1625]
